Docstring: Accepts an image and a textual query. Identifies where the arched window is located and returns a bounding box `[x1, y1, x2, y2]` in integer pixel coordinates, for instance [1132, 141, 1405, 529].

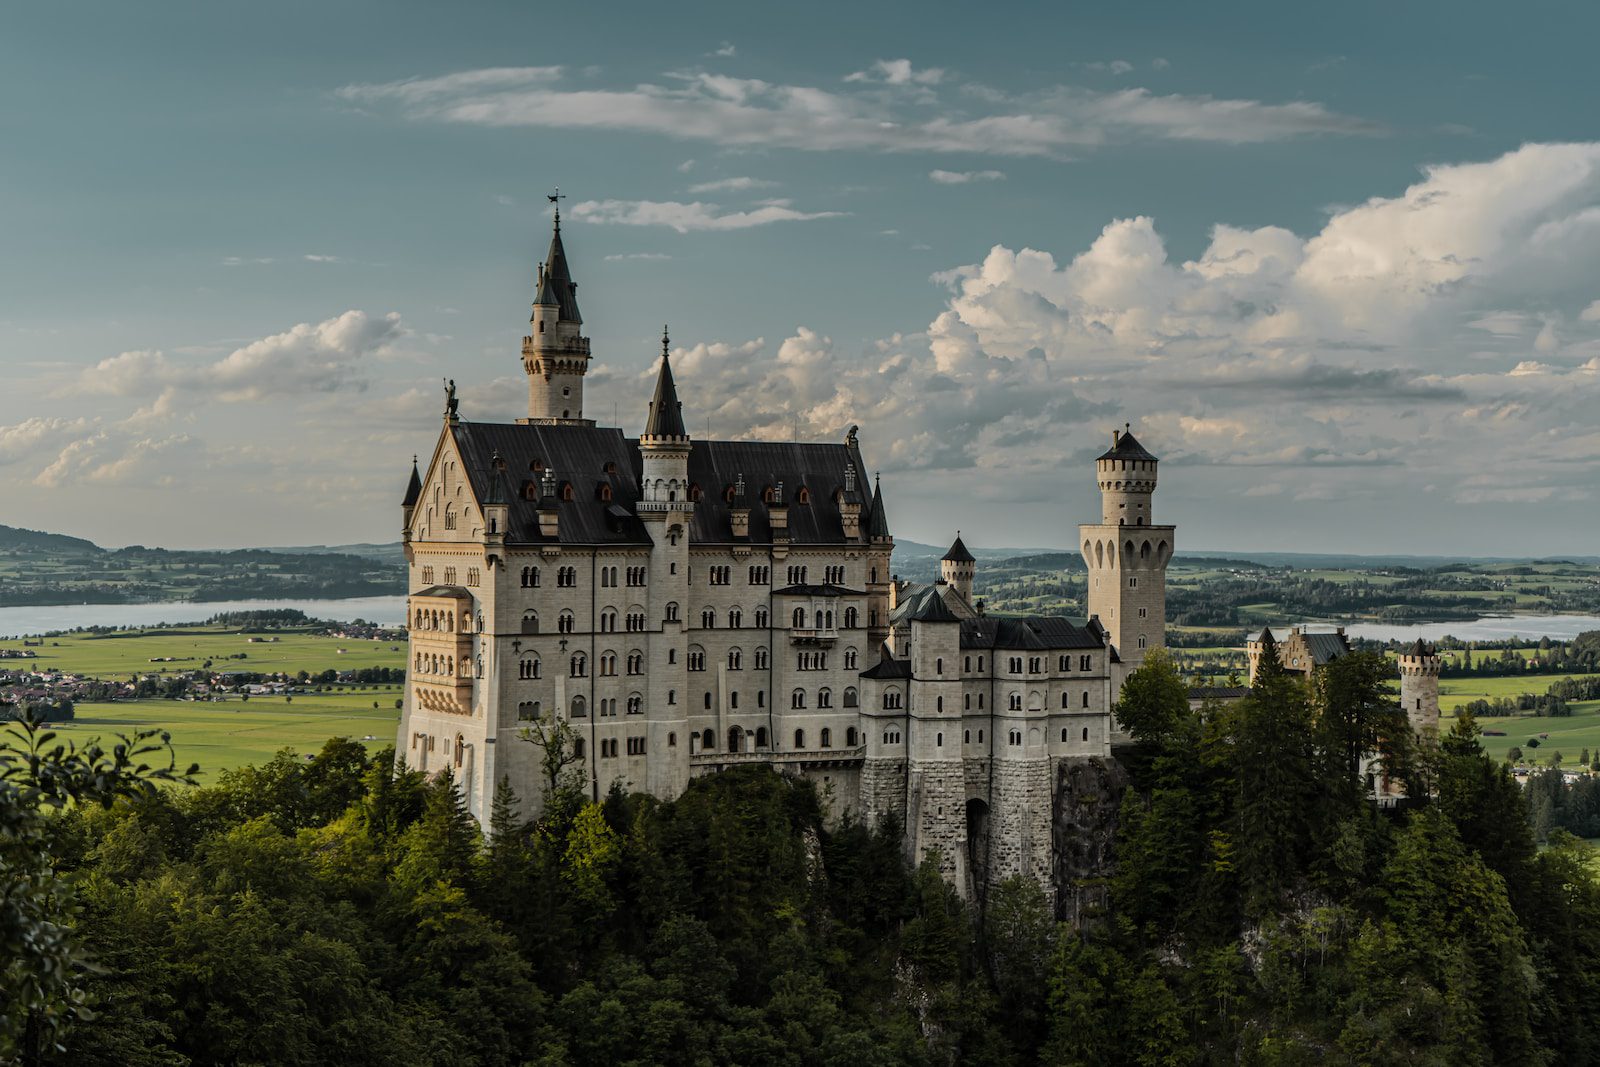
[846, 726, 858, 747]
[936, 657, 943, 675]
[754, 726, 768, 748]
[793, 607, 806, 629]
[701, 728, 715, 750]
[558, 610, 574, 634]
[571, 695, 587, 718]
[818, 687, 832, 708]
[701, 608, 716, 628]
[521, 610, 539, 635]
[820, 727, 832, 748]
[665, 602, 680, 622]
[843, 686, 858, 708]
[794, 728, 806, 748]
[1062, 727, 1069, 743]
[570, 653, 587, 677]
[791, 688, 806, 709]
[1082, 691, 1090, 708]
[844, 606, 858, 628]
[728, 726, 744, 752]
[704, 692, 712, 710]
[844, 647, 857, 670]
[1082, 726, 1090, 742]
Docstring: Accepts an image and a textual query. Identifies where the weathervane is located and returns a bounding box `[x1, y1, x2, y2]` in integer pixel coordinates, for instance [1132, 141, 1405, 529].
[548, 187, 566, 229]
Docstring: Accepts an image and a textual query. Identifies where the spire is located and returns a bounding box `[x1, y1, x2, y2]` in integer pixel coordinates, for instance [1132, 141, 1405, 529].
[535, 194, 581, 323]
[866, 473, 891, 539]
[644, 327, 687, 439]
[402, 455, 421, 506]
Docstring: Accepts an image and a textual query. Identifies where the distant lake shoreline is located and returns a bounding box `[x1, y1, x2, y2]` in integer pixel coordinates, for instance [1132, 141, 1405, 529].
[0, 596, 409, 637]
[0, 596, 1596, 645]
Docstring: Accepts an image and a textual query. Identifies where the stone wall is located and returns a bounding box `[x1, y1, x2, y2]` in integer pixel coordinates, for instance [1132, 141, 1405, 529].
[1051, 756, 1130, 925]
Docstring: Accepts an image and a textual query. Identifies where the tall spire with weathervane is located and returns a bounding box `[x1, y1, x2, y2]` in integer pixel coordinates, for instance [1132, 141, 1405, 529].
[521, 188, 594, 426]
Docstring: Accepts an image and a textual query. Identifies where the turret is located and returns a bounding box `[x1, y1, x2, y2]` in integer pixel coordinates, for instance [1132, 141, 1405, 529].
[1096, 424, 1158, 526]
[730, 474, 750, 539]
[521, 197, 594, 425]
[940, 533, 976, 602]
[536, 468, 560, 539]
[1397, 639, 1442, 736]
[638, 327, 692, 512]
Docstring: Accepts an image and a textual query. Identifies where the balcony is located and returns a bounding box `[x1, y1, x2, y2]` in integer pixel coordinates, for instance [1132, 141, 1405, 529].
[690, 746, 865, 768]
[789, 627, 838, 645]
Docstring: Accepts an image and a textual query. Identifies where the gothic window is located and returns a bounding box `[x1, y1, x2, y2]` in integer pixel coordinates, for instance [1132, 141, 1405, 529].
[1008, 729, 1022, 746]
[884, 729, 901, 745]
[727, 648, 742, 670]
[755, 608, 769, 628]
[1061, 692, 1069, 709]
[730, 691, 739, 709]
[701, 608, 716, 628]
[600, 610, 617, 632]
[748, 565, 769, 585]
[519, 657, 540, 680]
[560, 482, 575, 502]
[628, 651, 643, 675]
[1062, 728, 1069, 743]
[626, 612, 646, 632]
[422, 566, 434, 584]
[1137, 634, 1147, 649]
[466, 567, 480, 587]
[517, 701, 540, 721]
[668, 649, 676, 664]
[797, 486, 811, 504]
[793, 607, 806, 629]
[709, 565, 730, 585]
[443, 567, 457, 585]
[844, 647, 857, 670]
[558, 611, 574, 634]
[1128, 576, 1138, 588]
[668, 689, 676, 704]
[844, 606, 858, 628]
[1029, 657, 1042, 674]
[688, 649, 706, 671]
[599, 653, 616, 676]
[570, 653, 587, 677]
[665, 602, 680, 623]
[1009, 692, 1021, 711]
[791, 688, 806, 709]
[754, 647, 769, 670]
[444, 505, 456, 530]
[936, 732, 943, 748]
[818, 688, 832, 709]
[628, 566, 646, 586]
[728, 608, 742, 628]
[628, 695, 642, 715]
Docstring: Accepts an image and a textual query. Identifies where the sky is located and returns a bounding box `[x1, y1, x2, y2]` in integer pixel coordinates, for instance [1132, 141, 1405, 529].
[5, 0, 1600, 555]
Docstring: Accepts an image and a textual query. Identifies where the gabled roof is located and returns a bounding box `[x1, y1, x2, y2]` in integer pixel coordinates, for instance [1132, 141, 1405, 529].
[942, 534, 975, 564]
[643, 349, 687, 439]
[402, 456, 422, 507]
[860, 648, 913, 679]
[413, 584, 472, 599]
[1300, 632, 1351, 665]
[960, 615, 1104, 651]
[773, 583, 866, 597]
[1098, 427, 1158, 463]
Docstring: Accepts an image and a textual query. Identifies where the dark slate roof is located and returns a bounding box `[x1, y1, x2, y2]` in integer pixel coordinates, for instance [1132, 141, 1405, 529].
[909, 592, 961, 624]
[1189, 686, 1252, 701]
[889, 584, 955, 627]
[942, 534, 975, 564]
[481, 454, 508, 506]
[1406, 638, 1434, 657]
[1098, 427, 1158, 463]
[960, 615, 1104, 651]
[643, 352, 686, 439]
[860, 649, 912, 679]
[773, 584, 866, 597]
[538, 223, 582, 323]
[413, 585, 472, 599]
[450, 422, 874, 547]
[1299, 631, 1352, 666]
[402, 458, 422, 507]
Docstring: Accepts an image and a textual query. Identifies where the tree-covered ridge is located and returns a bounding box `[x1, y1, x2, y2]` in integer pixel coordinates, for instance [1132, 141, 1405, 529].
[6, 648, 1600, 1065]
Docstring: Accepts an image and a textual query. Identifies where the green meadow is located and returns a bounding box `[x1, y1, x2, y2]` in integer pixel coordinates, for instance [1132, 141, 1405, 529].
[0, 625, 406, 677]
[1472, 702, 1600, 764]
[60, 689, 404, 780]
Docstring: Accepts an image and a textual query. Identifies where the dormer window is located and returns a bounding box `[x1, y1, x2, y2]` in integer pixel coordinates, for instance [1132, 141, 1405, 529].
[762, 486, 778, 504]
[530, 458, 544, 472]
[724, 484, 737, 504]
[796, 486, 811, 504]
[688, 483, 703, 502]
[560, 481, 575, 502]
[604, 461, 618, 475]
[596, 483, 613, 502]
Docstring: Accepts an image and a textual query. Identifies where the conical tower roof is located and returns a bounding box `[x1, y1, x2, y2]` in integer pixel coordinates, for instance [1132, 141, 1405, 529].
[535, 215, 582, 323]
[1098, 424, 1158, 462]
[402, 455, 422, 506]
[866, 474, 891, 539]
[943, 533, 975, 563]
[644, 328, 687, 439]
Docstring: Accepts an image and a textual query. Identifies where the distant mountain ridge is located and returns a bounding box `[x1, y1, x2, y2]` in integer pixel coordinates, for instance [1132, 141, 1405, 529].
[0, 524, 101, 555]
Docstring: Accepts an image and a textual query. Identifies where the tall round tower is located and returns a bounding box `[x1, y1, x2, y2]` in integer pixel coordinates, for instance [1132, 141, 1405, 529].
[1397, 639, 1442, 736]
[521, 201, 594, 425]
[940, 533, 976, 602]
[1078, 424, 1174, 680]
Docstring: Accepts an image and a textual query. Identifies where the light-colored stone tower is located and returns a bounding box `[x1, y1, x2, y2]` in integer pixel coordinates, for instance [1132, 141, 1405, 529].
[521, 203, 594, 425]
[637, 330, 693, 798]
[904, 597, 967, 886]
[1079, 425, 1174, 674]
[940, 534, 976, 603]
[1398, 639, 1442, 737]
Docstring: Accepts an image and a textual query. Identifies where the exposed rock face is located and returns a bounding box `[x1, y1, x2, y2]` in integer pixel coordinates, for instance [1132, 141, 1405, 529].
[1051, 757, 1130, 925]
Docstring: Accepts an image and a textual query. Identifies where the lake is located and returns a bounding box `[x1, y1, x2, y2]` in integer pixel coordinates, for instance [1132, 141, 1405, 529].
[0, 595, 409, 637]
[1343, 614, 1600, 644]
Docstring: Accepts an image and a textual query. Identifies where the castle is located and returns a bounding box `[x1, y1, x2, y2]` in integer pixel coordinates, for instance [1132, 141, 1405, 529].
[395, 211, 1176, 901]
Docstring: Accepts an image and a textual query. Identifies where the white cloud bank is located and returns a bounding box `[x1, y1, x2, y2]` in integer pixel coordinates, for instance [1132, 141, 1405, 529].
[337, 63, 1382, 158]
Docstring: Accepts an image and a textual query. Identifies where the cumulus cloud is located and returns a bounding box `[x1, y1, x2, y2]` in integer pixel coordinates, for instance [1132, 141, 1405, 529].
[570, 198, 844, 232]
[929, 169, 1006, 184]
[336, 63, 1380, 158]
[75, 310, 404, 402]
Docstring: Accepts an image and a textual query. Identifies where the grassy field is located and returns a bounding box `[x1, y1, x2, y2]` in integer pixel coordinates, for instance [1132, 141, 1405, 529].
[58, 689, 404, 779]
[1475, 701, 1600, 764]
[0, 626, 405, 677]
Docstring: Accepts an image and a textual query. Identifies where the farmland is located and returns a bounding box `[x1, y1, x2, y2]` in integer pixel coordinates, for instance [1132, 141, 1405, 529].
[0, 626, 406, 677]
